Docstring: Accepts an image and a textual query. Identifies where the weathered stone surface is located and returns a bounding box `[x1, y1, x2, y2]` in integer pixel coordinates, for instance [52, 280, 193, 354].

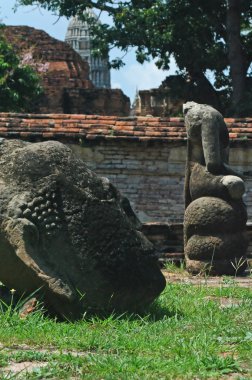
[0, 139, 165, 319]
[183, 102, 248, 275]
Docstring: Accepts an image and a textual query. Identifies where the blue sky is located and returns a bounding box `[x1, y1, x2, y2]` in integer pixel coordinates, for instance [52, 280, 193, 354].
[0, 0, 177, 103]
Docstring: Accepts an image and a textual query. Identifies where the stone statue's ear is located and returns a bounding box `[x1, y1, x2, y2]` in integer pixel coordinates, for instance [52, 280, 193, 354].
[4, 218, 74, 301]
[4, 218, 40, 272]
[201, 116, 222, 174]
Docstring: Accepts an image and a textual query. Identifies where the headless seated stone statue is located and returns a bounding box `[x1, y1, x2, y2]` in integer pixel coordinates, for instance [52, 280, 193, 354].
[183, 102, 248, 275]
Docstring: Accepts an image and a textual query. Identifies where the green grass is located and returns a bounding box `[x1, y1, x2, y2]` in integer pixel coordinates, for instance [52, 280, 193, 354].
[163, 261, 186, 274]
[0, 283, 251, 379]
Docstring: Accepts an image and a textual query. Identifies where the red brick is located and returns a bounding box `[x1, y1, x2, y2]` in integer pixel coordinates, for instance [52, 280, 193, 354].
[20, 132, 31, 137]
[229, 133, 238, 138]
[0, 113, 251, 143]
[42, 132, 55, 138]
[55, 128, 81, 133]
[113, 126, 134, 131]
[225, 118, 236, 123]
[115, 121, 136, 126]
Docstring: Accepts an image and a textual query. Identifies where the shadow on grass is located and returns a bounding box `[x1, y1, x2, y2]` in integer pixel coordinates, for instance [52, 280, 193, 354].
[72, 293, 185, 323]
[144, 299, 184, 322]
[0, 284, 184, 323]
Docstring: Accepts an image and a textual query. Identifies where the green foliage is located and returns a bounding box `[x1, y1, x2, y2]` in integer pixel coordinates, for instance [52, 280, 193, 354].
[0, 28, 42, 112]
[15, 1, 251, 68]
[15, 1, 252, 115]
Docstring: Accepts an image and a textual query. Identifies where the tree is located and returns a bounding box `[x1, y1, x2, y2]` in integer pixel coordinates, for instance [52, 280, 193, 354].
[16, 0, 252, 116]
[0, 28, 42, 112]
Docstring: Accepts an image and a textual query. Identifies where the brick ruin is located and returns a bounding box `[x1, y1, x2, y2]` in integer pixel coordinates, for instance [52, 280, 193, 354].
[63, 88, 130, 116]
[134, 88, 184, 117]
[2, 26, 130, 116]
[134, 75, 224, 117]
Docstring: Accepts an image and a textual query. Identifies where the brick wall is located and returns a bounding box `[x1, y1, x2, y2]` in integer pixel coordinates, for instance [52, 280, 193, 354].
[71, 141, 186, 223]
[64, 88, 130, 116]
[0, 113, 252, 224]
[71, 141, 252, 223]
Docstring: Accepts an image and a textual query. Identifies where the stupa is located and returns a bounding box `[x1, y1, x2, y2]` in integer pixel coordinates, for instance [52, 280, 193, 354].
[65, 9, 111, 89]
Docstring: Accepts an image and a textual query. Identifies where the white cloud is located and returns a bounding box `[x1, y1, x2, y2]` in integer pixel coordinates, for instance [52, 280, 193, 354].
[111, 82, 122, 89]
[111, 56, 178, 102]
[123, 60, 177, 90]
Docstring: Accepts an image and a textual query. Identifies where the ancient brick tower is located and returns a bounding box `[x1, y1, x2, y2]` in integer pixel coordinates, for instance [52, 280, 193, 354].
[65, 9, 111, 89]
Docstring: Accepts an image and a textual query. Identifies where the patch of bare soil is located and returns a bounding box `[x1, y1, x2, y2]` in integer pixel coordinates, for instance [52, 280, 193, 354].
[4, 361, 48, 376]
[0, 344, 92, 378]
[0, 342, 92, 357]
[162, 270, 252, 288]
[204, 296, 243, 308]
